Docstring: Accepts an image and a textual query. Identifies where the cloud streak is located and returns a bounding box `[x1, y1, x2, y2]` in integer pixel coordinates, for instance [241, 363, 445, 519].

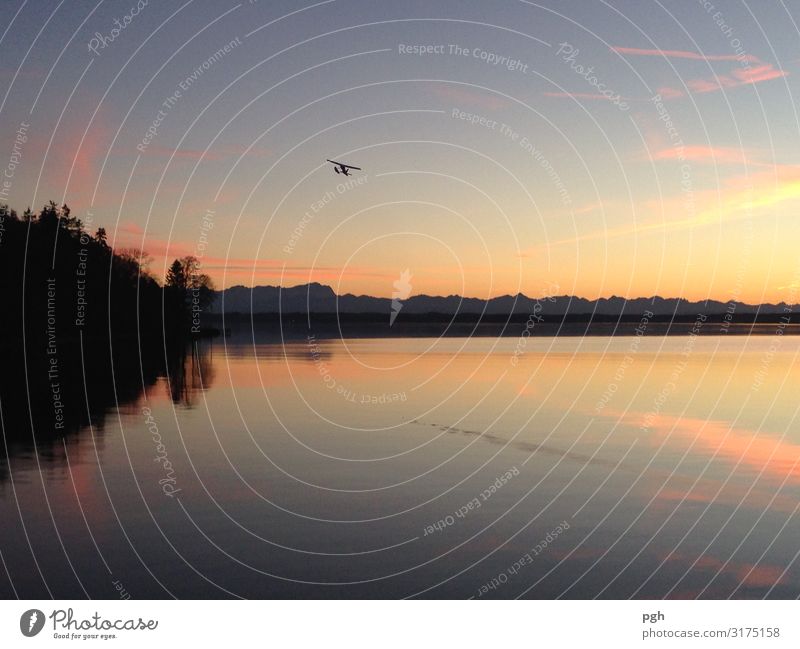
[651, 145, 748, 165]
[612, 46, 758, 63]
[686, 63, 788, 94]
[612, 45, 788, 98]
[526, 162, 800, 250]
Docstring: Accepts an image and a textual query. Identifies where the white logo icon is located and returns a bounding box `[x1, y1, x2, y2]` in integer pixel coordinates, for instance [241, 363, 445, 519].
[390, 269, 412, 326]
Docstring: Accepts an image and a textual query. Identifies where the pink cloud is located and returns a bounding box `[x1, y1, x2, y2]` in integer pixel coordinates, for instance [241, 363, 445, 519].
[732, 64, 787, 84]
[687, 77, 723, 93]
[685, 62, 788, 94]
[109, 227, 393, 287]
[652, 145, 747, 165]
[612, 46, 758, 63]
[111, 231, 194, 260]
[48, 103, 115, 209]
[613, 46, 788, 98]
[656, 86, 685, 99]
[663, 552, 786, 590]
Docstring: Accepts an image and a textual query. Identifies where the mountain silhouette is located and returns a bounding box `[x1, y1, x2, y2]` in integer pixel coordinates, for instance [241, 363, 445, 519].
[211, 282, 789, 318]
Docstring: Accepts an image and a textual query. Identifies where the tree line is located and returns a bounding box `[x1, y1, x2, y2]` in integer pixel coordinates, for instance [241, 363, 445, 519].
[0, 200, 215, 345]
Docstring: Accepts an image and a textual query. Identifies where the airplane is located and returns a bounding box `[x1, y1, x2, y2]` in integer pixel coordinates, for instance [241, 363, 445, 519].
[326, 159, 361, 176]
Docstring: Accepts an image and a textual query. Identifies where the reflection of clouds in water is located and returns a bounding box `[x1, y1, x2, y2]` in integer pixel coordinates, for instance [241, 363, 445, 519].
[649, 482, 799, 516]
[662, 551, 787, 596]
[601, 407, 800, 487]
[3, 337, 800, 598]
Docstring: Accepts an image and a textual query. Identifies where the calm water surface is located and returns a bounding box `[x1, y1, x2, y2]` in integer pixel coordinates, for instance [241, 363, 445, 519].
[2, 335, 799, 598]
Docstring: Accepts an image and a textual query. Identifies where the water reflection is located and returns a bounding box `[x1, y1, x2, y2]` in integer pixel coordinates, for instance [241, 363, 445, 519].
[1, 334, 798, 599]
[0, 338, 215, 481]
[166, 342, 216, 407]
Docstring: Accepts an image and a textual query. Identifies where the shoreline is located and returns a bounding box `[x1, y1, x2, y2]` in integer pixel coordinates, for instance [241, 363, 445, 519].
[207, 317, 798, 340]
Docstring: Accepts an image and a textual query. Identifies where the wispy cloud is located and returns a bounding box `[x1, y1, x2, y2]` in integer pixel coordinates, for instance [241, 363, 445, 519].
[686, 63, 788, 94]
[651, 145, 748, 165]
[55, 103, 114, 208]
[111, 227, 395, 286]
[526, 162, 800, 250]
[612, 46, 789, 98]
[663, 552, 787, 591]
[612, 46, 758, 63]
[655, 85, 685, 99]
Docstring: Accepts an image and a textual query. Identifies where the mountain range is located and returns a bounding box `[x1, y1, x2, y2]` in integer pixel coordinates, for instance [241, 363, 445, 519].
[209, 283, 790, 317]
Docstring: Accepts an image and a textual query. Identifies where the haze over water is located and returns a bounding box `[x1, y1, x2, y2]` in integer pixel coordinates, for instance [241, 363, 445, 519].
[2, 333, 798, 599]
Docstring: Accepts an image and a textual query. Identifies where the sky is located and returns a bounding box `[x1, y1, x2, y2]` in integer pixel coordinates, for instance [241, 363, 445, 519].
[1, 0, 799, 303]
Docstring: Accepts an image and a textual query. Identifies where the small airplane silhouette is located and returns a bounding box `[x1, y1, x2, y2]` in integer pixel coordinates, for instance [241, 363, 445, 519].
[326, 159, 361, 176]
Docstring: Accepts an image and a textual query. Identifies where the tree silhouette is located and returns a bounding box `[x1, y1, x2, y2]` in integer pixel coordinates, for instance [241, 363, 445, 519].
[165, 258, 187, 290]
[94, 227, 108, 247]
[163, 255, 215, 334]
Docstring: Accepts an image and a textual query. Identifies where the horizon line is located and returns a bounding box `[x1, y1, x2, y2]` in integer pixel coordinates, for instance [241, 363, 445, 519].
[216, 282, 791, 308]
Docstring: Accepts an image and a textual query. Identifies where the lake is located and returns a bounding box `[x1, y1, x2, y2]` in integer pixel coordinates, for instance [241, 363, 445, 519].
[1, 333, 799, 598]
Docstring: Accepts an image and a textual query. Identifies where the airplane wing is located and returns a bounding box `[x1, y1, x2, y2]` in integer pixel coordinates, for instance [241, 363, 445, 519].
[326, 159, 361, 170]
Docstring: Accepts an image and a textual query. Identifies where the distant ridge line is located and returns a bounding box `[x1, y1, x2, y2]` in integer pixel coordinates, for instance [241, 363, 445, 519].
[210, 282, 791, 317]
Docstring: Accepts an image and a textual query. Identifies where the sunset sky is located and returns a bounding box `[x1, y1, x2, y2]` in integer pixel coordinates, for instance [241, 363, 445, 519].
[2, 0, 799, 302]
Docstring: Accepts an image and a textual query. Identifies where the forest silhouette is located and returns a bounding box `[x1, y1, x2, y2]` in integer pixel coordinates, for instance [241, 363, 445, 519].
[0, 201, 216, 475]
